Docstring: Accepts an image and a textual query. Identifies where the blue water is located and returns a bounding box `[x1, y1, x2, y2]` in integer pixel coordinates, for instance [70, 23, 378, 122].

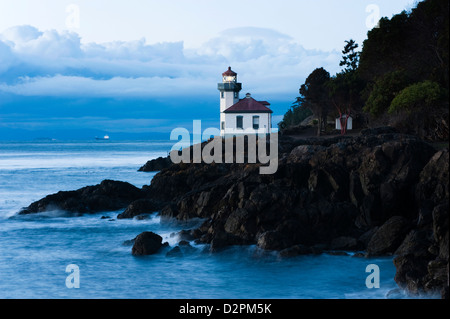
[0, 140, 407, 299]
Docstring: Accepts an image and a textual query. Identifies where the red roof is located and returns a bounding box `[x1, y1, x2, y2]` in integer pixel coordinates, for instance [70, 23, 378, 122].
[224, 96, 272, 113]
[222, 66, 237, 77]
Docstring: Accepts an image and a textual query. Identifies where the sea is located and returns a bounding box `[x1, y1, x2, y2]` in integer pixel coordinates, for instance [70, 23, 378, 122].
[0, 140, 416, 299]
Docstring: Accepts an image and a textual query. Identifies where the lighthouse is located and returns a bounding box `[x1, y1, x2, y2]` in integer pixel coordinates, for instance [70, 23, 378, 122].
[218, 67, 272, 137]
[218, 67, 242, 136]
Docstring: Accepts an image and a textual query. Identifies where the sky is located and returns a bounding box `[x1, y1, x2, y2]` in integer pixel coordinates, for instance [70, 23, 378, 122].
[0, 0, 418, 140]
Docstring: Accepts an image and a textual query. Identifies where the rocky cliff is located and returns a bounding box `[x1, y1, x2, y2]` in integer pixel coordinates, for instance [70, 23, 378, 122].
[144, 128, 448, 298]
[17, 128, 449, 298]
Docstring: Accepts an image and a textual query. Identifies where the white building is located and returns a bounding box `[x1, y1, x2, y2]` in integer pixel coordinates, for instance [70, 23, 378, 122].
[335, 114, 353, 131]
[218, 67, 272, 137]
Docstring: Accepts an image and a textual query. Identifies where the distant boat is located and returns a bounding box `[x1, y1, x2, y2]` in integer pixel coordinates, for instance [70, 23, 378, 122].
[95, 135, 110, 140]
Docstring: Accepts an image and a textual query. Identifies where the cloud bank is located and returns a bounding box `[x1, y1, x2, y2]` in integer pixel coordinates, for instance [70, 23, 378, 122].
[0, 25, 341, 99]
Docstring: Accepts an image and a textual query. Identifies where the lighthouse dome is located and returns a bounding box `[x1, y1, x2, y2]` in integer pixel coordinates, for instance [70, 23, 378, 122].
[222, 66, 237, 76]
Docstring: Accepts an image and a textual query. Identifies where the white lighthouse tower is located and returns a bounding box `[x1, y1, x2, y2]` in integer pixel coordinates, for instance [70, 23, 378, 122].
[218, 67, 242, 136]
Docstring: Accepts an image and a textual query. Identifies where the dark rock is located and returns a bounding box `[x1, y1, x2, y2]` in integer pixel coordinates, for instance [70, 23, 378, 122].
[356, 194, 382, 228]
[417, 205, 434, 227]
[161, 242, 170, 248]
[394, 230, 433, 258]
[442, 285, 449, 299]
[357, 138, 435, 226]
[392, 204, 449, 298]
[122, 238, 135, 246]
[427, 259, 448, 286]
[349, 170, 364, 208]
[287, 145, 325, 163]
[177, 229, 196, 241]
[360, 126, 399, 136]
[275, 219, 311, 246]
[117, 198, 162, 219]
[121, 134, 439, 255]
[367, 216, 412, 256]
[326, 251, 349, 256]
[209, 231, 232, 253]
[432, 202, 449, 260]
[416, 150, 449, 206]
[135, 214, 150, 220]
[393, 254, 429, 294]
[18, 180, 143, 215]
[279, 244, 311, 257]
[330, 236, 359, 250]
[160, 203, 179, 219]
[391, 150, 449, 298]
[310, 244, 327, 254]
[280, 124, 311, 136]
[138, 156, 172, 172]
[131, 231, 163, 256]
[17, 130, 448, 296]
[166, 246, 183, 257]
[257, 231, 292, 251]
[358, 227, 378, 249]
[224, 208, 256, 242]
[178, 241, 197, 255]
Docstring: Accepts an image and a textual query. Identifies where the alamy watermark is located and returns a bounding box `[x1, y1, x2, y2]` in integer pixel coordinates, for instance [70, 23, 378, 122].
[65, 264, 80, 289]
[66, 4, 81, 29]
[366, 4, 381, 29]
[169, 120, 278, 175]
[365, 264, 380, 289]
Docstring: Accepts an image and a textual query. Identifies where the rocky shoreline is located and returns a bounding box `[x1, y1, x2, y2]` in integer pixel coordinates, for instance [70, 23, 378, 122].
[17, 127, 449, 298]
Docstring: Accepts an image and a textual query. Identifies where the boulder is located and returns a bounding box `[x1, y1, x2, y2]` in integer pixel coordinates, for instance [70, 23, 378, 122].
[166, 246, 183, 257]
[393, 254, 429, 294]
[224, 208, 256, 241]
[131, 231, 163, 255]
[117, 198, 163, 219]
[279, 244, 311, 258]
[330, 236, 359, 251]
[394, 230, 433, 258]
[257, 231, 292, 251]
[138, 156, 172, 172]
[287, 144, 325, 163]
[209, 231, 233, 253]
[416, 149, 449, 208]
[18, 180, 143, 215]
[367, 216, 412, 256]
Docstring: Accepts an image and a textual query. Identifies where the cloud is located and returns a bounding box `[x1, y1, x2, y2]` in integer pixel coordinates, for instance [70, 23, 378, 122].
[0, 25, 43, 44]
[193, 26, 341, 98]
[0, 25, 341, 99]
[196, 27, 298, 60]
[0, 75, 214, 98]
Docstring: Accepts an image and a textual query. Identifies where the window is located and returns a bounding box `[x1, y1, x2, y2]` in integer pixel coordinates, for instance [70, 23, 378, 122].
[234, 92, 238, 99]
[221, 121, 225, 130]
[236, 116, 243, 129]
[221, 92, 224, 99]
[224, 76, 235, 82]
[253, 116, 260, 130]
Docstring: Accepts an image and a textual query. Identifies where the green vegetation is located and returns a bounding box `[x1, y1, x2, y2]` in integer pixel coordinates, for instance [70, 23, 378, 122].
[389, 81, 444, 114]
[299, 68, 331, 136]
[280, 0, 449, 140]
[279, 97, 312, 130]
[363, 70, 411, 117]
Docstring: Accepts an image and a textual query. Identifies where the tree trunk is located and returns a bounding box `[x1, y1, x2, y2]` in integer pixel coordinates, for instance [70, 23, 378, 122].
[317, 118, 322, 136]
[340, 114, 348, 135]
